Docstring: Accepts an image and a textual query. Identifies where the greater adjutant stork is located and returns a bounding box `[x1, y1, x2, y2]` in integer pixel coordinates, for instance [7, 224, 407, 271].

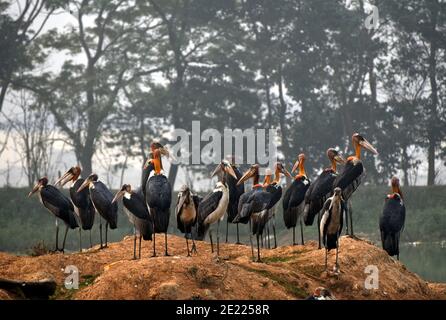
[283, 154, 311, 245]
[213, 156, 244, 244]
[333, 133, 378, 235]
[303, 149, 345, 248]
[234, 165, 280, 262]
[29, 177, 79, 252]
[264, 162, 291, 248]
[320, 187, 345, 272]
[197, 162, 236, 256]
[176, 185, 201, 256]
[379, 177, 405, 260]
[143, 142, 172, 257]
[55, 166, 96, 249]
[77, 174, 118, 249]
[112, 184, 152, 259]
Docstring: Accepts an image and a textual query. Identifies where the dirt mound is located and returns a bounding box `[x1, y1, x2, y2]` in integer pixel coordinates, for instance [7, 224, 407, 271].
[0, 234, 444, 300]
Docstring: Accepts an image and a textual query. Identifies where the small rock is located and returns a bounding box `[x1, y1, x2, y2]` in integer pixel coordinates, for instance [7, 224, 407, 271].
[152, 281, 179, 300]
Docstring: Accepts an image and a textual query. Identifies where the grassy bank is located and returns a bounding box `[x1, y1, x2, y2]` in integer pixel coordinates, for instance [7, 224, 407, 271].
[0, 185, 445, 253]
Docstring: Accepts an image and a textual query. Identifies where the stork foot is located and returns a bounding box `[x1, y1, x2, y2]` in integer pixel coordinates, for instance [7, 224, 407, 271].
[191, 244, 197, 254]
[235, 241, 242, 245]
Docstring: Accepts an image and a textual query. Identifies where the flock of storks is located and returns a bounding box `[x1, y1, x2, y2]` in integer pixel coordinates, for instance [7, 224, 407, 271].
[28, 133, 406, 272]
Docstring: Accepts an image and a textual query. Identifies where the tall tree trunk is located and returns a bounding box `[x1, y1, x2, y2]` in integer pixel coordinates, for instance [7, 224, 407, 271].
[401, 145, 410, 186]
[427, 41, 438, 186]
[277, 66, 292, 185]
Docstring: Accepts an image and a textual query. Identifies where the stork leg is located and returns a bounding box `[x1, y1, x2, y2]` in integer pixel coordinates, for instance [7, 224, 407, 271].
[236, 223, 241, 244]
[261, 233, 264, 248]
[55, 219, 60, 252]
[99, 218, 103, 249]
[225, 219, 229, 243]
[349, 200, 354, 236]
[344, 205, 349, 235]
[151, 222, 156, 257]
[300, 219, 305, 245]
[61, 226, 69, 253]
[249, 221, 254, 260]
[104, 222, 109, 248]
[138, 235, 142, 259]
[256, 233, 261, 262]
[186, 235, 190, 257]
[191, 235, 197, 254]
[164, 232, 169, 256]
[209, 229, 214, 253]
[217, 220, 220, 257]
[267, 225, 271, 249]
[133, 228, 137, 260]
[293, 226, 296, 245]
[272, 216, 277, 249]
[317, 211, 321, 249]
[89, 230, 92, 248]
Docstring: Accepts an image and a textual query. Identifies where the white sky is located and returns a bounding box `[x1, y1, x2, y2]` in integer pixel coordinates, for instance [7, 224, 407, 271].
[0, 1, 444, 189]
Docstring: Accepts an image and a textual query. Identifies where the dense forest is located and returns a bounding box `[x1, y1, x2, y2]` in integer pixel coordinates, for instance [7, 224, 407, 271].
[0, 0, 445, 189]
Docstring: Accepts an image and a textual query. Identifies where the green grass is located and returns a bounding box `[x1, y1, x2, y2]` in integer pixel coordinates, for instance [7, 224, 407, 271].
[50, 273, 100, 300]
[238, 265, 308, 298]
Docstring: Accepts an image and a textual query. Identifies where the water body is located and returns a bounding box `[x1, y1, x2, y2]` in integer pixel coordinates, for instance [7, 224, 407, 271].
[399, 242, 446, 283]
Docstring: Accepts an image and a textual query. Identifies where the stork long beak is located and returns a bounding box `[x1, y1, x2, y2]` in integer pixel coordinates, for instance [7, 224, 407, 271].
[237, 168, 256, 186]
[77, 179, 90, 193]
[176, 191, 189, 215]
[359, 139, 378, 155]
[28, 184, 40, 197]
[54, 171, 73, 187]
[112, 190, 125, 204]
[280, 166, 292, 178]
[211, 163, 223, 178]
[334, 154, 346, 164]
[291, 159, 301, 174]
[225, 165, 237, 179]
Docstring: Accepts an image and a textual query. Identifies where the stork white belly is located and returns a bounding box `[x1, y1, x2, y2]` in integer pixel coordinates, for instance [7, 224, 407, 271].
[204, 191, 229, 225]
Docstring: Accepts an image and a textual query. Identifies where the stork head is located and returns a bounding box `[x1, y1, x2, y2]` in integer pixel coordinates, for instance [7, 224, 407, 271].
[275, 162, 291, 178]
[212, 159, 237, 179]
[28, 177, 48, 197]
[237, 164, 260, 186]
[333, 187, 342, 196]
[390, 176, 403, 199]
[55, 166, 82, 187]
[327, 148, 345, 164]
[352, 133, 378, 158]
[77, 173, 98, 192]
[112, 184, 132, 203]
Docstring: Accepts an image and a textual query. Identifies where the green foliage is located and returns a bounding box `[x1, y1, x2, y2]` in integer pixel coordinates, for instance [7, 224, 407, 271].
[1, 185, 445, 254]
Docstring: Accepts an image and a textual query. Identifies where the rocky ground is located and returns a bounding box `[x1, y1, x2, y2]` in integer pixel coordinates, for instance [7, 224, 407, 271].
[0, 234, 445, 300]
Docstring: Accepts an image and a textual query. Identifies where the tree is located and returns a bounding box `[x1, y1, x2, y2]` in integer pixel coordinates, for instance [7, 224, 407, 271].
[0, 0, 60, 111]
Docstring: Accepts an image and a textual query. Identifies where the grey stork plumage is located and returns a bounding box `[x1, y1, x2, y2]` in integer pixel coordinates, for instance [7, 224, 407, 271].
[77, 173, 118, 249]
[112, 184, 152, 259]
[283, 154, 311, 246]
[302, 149, 345, 249]
[55, 166, 96, 250]
[320, 187, 345, 272]
[176, 185, 202, 256]
[333, 133, 378, 236]
[29, 177, 79, 252]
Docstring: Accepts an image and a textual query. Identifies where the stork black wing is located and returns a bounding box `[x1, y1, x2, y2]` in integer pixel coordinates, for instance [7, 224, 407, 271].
[146, 175, 172, 210]
[303, 171, 333, 225]
[123, 192, 150, 221]
[192, 195, 202, 210]
[198, 191, 223, 223]
[41, 185, 77, 228]
[333, 161, 363, 200]
[90, 181, 118, 228]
